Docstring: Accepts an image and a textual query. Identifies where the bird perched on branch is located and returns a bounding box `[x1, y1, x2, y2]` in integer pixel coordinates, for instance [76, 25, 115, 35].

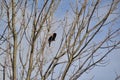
[48, 36, 53, 47]
[48, 33, 57, 47]
[52, 33, 57, 41]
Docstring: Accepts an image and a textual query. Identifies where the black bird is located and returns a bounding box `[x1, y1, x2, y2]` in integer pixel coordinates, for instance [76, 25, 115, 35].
[48, 36, 53, 47]
[48, 33, 57, 47]
[52, 33, 57, 41]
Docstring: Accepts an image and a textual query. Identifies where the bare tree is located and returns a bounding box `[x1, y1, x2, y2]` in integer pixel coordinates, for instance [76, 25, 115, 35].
[115, 72, 120, 80]
[0, 0, 120, 80]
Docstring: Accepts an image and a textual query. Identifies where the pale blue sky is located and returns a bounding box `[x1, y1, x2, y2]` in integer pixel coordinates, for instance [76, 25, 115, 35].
[0, 0, 120, 80]
[54, 0, 120, 80]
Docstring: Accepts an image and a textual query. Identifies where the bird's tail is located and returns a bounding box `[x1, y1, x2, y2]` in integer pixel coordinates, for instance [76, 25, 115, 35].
[49, 41, 51, 47]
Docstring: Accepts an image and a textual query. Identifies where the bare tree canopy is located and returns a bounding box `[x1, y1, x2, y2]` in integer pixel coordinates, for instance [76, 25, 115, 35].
[0, 0, 120, 80]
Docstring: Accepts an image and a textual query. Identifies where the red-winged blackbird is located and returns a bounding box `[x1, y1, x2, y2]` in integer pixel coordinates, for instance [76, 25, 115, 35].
[48, 33, 57, 47]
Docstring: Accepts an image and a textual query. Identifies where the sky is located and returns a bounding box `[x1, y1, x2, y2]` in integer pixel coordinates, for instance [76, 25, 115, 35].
[0, 0, 120, 80]
[54, 0, 120, 80]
